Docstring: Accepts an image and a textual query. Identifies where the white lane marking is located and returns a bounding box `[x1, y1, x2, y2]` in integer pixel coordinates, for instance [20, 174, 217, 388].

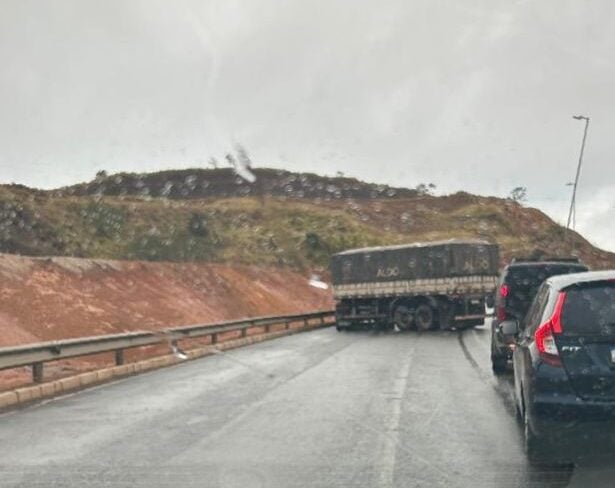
[376, 348, 414, 488]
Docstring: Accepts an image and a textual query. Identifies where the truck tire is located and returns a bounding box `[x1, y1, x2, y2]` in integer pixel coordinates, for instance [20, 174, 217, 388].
[415, 303, 435, 331]
[393, 304, 414, 331]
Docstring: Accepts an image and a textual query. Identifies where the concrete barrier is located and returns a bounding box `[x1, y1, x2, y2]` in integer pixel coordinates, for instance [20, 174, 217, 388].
[0, 391, 18, 409]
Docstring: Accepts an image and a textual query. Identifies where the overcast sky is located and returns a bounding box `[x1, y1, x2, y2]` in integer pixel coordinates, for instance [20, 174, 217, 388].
[1, 0, 614, 251]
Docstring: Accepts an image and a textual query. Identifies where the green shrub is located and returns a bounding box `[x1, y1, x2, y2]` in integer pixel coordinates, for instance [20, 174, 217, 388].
[127, 230, 220, 262]
[188, 212, 209, 237]
[81, 203, 126, 238]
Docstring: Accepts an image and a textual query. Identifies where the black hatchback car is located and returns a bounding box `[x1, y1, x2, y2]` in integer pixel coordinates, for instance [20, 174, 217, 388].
[491, 259, 588, 374]
[506, 271, 615, 463]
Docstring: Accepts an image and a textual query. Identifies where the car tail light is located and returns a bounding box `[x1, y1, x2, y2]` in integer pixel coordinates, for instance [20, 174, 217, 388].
[534, 292, 567, 367]
[497, 285, 509, 321]
[497, 306, 506, 321]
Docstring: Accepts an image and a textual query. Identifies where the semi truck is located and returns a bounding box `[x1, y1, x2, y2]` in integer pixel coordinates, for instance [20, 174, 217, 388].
[330, 239, 500, 331]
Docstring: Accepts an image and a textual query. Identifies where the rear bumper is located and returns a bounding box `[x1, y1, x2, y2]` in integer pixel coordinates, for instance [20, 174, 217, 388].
[530, 394, 615, 442]
[495, 344, 515, 360]
[491, 327, 515, 358]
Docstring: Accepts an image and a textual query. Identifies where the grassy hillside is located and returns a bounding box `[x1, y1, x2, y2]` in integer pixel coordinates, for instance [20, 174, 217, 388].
[0, 168, 613, 270]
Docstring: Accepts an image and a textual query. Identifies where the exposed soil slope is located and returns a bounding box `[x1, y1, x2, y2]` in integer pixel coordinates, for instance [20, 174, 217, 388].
[0, 253, 332, 347]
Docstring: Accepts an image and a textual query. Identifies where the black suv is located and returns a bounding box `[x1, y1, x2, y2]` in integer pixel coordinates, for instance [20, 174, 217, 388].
[491, 258, 588, 374]
[507, 271, 615, 463]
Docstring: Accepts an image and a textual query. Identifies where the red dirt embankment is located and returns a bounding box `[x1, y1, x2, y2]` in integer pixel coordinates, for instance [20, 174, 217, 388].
[0, 254, 333, 388]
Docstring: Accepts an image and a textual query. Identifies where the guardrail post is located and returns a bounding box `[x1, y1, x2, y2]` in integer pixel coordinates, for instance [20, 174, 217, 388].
[0, 310, 334, 381]
[32, 362, 43, 383]
[115, 349, 124, 366]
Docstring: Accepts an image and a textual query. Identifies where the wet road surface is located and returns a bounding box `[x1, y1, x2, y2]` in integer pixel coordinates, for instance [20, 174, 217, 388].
[0, 324, 613, 487]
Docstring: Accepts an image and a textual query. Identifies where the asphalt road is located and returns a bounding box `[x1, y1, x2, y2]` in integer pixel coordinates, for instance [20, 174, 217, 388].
[1, 324, 614, 487]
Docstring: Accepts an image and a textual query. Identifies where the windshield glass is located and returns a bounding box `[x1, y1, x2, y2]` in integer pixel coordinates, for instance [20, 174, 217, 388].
[1, 2, 614, 487]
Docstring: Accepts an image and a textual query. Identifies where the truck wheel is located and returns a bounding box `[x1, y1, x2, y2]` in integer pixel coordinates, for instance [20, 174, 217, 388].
[415, 304, 435, 331]
[393, 304, 414, 331]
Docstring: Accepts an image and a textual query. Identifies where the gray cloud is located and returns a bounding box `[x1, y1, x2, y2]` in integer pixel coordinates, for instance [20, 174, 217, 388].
[0, 0, 613, 250]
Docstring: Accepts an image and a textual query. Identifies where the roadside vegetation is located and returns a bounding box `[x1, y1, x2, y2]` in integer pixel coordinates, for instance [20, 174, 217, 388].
[0, 168, 612, 270]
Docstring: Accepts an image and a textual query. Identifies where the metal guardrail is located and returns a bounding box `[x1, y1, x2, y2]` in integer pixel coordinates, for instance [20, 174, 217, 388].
[0, 310, 335, 383]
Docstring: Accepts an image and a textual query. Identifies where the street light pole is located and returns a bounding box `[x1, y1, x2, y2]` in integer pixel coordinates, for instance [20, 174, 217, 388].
[566, 115, 590, 230]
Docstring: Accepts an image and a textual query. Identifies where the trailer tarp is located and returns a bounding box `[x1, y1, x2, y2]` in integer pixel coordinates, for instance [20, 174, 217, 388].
[330, 240, 499, 285]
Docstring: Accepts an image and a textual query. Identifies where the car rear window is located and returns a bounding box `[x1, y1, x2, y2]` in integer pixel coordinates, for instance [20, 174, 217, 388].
[561, 283, 615, 336]
[506, 265, 586, 289]
[504, 265, 587, 318]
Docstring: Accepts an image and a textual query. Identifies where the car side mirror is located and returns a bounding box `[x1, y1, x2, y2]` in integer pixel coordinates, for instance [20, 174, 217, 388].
[500, 320, 519, 336]
[485, 295, 495, 308]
